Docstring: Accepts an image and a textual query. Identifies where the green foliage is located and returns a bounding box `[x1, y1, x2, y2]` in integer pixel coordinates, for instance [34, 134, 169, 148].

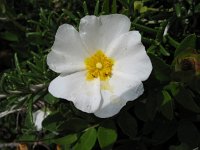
[97, 120, 117, 150]
[74, 128, 97, 150]
[175, 87, 200, 113]
[160, 90, 173, 120]
[0, 0, 200, 149]
[44, 93, 59, 105]
[175, 34, 197, 57]
[54, 134, 78, 145]
[117, 112, 137, 139]
[177, 120, 200, 148]
[149, 53, 171, 82]
[169, 143, 191, 150]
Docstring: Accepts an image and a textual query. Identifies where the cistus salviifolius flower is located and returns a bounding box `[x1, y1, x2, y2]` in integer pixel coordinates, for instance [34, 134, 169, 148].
[47, 14, 152, 118]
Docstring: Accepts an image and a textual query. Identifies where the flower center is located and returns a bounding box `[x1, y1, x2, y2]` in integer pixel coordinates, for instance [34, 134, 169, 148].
[96, 62, 103, 69]
[85, 50, 114, 81]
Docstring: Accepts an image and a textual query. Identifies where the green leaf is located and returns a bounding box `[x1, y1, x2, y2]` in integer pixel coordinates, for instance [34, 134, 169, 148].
[94, 0, 99, 16]
[27, 61, 43, 74]
[134, 102, 148, 122]
[32, 90, 46, 103]
[111, 0, 117, 13]
[164, 82, 180, 96]
[160, 100, 173, 120]
[25, 95, 34, 128]
[44, 93, 59, 104]
[117, 112, 137, 139]
[54, 134, 78, 145]
[143, 121, 156, 135]
[175, 3, 181, 17]
[97, 120, 117, 150]
[0, 31, 19, 42]
[18, 134, 36, 142]
[102, 0, 110, 14]
[26, 96, 33, 127]
[74, 128, 97, 150]
[165, 34, 180, 48]
[177, 120, 200, 148]
[146, 91, 159, 120]
[58, 118, 89, 133]
[175, 88, 200, 113]
[160, 90, 173, 120]
[195, 3, 200, 13]
[149, 53, 171, 82]
[189, 77, 200, 94]
[42, 112, 64, 132]
[63, 10, 79, 23]
[14, 53, 22, 74]
[0, 0, 6, 14]
[175, 34, 196, 57]
[161, 90, 172, 106]
[169, 143, 191, 150]
[43, 133, 56, 144]
[156, 21, 168, 42]
[171, 70, 195, 83]
[118, 0, 129, 8]
[152, 120, 177, 145]
[83, 1, 89, 15]
[132, 23, 157, 35]
[147, 44, 157, 55]
[159, 44, 170, 56]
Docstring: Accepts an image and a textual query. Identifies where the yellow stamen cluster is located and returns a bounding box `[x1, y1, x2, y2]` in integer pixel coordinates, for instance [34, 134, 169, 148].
[85, 50, 114, 81]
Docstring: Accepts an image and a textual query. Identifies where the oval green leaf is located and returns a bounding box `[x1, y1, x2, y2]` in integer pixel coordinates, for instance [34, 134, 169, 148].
[74, 128, 97, 150]
[117, 112, 137, 139]
[97, 120, 117, 150]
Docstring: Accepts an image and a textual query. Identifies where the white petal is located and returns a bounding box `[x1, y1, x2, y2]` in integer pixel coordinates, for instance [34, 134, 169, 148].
[107, 31, 152, 81]
[33, 110, 50, 131]
[94, 72, 144, 118]
[48, 24, 88, 73]
[48, 71, 101, 113]
[49, 24, 88, 73]
[52, 24, 88, 55]
[79, 14, 131, 54]
[47, 51, 85, 74]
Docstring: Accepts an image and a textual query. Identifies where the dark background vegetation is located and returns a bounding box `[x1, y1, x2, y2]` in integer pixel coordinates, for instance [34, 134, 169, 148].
[0, 0, 200, 149]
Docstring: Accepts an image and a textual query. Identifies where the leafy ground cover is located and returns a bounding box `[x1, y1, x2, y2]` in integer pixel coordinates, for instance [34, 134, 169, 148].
[0, 0, 200, 149]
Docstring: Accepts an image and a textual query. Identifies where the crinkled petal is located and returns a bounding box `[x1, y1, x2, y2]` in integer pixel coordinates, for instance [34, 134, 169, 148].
[49, 24, 88, 73]
[107, 31, 152, 81]
[48, 71, 101, 113]
[47, 51, 85, 74]
[79, 14, 131, 54]
[94, 72, 144, 118]
[52, 24, 88, 55]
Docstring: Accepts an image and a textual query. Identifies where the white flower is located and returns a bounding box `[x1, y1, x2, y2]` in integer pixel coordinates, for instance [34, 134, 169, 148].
[33, 109, 50, 131]
[47, 14, 152, 118]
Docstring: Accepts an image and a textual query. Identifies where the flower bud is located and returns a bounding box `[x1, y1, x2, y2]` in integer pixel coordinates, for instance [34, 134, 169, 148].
[174, 48, 200, 75]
